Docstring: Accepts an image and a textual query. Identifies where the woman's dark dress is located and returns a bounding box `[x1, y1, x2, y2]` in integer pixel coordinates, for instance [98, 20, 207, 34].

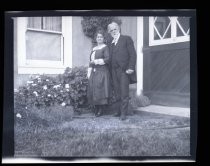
[87, 45, 111, 105]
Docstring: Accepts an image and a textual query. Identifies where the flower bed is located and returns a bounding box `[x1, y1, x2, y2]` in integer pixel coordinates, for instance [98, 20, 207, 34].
[14, 67, 89, 113]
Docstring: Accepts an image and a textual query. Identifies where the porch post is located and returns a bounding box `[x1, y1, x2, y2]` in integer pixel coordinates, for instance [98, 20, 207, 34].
[136, 17, 144, 96]
[62, 16, 72, 68]
[16, 17, 27, 72]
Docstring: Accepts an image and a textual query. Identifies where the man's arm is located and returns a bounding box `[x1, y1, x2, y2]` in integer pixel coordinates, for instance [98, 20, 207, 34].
[126, 36, 137, 72]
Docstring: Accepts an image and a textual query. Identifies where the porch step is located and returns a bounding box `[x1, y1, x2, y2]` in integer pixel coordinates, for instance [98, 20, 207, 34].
[136, 105, 190, 118]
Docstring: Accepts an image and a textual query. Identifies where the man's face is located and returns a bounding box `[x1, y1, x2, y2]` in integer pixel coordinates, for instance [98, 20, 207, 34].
[109, 24, 120, 38]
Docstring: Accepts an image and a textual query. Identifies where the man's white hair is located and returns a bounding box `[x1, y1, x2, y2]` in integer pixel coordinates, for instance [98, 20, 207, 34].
[108, 22, 120, 33]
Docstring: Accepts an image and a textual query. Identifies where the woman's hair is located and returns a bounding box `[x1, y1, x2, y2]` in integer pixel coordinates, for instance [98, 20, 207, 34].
[94, 29, 106, 42]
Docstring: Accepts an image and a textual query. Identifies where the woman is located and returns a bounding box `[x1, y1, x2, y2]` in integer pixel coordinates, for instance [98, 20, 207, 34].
[87, 30, 111, 117]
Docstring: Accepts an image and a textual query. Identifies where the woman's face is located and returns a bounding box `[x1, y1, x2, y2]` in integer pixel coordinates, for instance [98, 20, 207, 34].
[96, 33, 104, 44]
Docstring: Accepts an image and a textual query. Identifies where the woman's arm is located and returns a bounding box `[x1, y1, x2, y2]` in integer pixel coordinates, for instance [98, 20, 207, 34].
[89, 51, 95, 67]
[93, 46, 110, 65]
[87, 67, 92, 78]
[103, 46, 110, 64]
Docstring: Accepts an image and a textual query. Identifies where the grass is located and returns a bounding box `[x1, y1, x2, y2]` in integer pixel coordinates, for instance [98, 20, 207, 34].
[14, 105, 190, 157]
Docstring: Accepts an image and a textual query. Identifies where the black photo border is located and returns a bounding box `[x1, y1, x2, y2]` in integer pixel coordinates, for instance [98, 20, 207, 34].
[2, 9, 197, 163]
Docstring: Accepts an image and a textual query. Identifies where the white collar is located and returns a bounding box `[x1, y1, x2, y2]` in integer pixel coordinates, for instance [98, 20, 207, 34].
[92, 44, 106, 51]
[112, 33, 120, 44]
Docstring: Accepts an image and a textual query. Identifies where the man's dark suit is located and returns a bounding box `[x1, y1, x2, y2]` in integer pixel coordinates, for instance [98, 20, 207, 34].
[109, 34, 137, 118]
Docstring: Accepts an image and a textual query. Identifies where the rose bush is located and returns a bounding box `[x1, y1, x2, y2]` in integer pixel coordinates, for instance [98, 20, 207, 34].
[14, 67, 89, 113]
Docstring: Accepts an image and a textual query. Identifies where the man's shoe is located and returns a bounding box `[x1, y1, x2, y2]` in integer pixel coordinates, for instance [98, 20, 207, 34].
[120, 115, 126, 121]
[127, 110, 134, 116]
[113, 111, 120, 117]
[96, 108, 103, 117]
[94, 108, 98, 116]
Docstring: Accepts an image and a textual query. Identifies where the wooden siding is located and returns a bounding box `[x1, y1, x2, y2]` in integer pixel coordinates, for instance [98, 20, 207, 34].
[142, 17, 190, 107]
[150, 46, 190, 93]
[143, 41, 190, 107]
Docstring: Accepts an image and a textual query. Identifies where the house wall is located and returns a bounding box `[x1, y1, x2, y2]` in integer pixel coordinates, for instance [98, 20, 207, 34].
[118, 16, 137, 50]
[72, 17, 92, 67]
[143, 17, 190, 107]
[14, 16, 138, 91]
[13, 18, 59, 89]
[13, 18, 31, 89]
[13, 16, 191, 107]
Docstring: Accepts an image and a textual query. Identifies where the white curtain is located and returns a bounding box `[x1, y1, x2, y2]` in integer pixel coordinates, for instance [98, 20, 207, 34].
[27, 17, 62, 32]
[43, 17, 62, 32]
[26, 31, 61, 61]
[28, 17, 42, 29]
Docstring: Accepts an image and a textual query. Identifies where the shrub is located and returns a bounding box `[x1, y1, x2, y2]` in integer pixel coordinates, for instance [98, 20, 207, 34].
[14, 66, 89, 113]
[58, 67, 89, 111]
[14, 104, 74, 128]
[129, 94, 151, 108]
[81, 16, 122, 44]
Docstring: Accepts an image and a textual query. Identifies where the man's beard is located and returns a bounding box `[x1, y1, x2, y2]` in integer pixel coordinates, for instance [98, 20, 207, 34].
[113, 32, 119, 39]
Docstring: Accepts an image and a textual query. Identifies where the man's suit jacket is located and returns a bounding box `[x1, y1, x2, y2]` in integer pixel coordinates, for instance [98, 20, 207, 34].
[109, 35, 137, 84]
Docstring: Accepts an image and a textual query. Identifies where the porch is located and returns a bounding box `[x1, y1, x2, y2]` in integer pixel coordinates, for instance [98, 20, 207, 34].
[136, 105, 190, 118]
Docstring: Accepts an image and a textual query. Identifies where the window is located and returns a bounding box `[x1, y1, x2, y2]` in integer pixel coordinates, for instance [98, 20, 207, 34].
[26, 17, 63, 66]
[16, 17, 72, 74]
[27, 17, 62, 32]
[149, 17, 190, 46]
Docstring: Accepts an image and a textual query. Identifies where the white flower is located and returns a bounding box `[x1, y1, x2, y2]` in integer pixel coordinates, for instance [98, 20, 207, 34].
[53, 84, 61, 89]
[35, 75, 40, 78]
[47, 94, 51, 97]
[108, 145, 112, 149]
[46, 79, 49, 82]
[65, 84, 70, 89]
[66, 89, 69, 92]
[32, 84, 37, 86]
[61, 102, 66, 106]
[60, 90, 63, 93]
[16, 113, 22, 118]
[33, 91, 38, 96]
[25, 107, 28, 109]
[43, 85, 47, 90]
[14, 89, 19, 93]
[27, 81, 34, 84]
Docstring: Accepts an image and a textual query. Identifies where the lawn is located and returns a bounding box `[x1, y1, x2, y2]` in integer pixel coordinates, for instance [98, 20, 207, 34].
[14, 106, 190, 157]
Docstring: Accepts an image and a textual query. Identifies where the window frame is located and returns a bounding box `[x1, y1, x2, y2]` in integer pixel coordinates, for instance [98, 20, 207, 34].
[149, 16, 190, 46]
[16, 16, 72, 74]
[27, 16, 62, 32]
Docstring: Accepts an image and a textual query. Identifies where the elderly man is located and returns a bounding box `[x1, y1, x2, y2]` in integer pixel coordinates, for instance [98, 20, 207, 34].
[108, 22, 137, 120]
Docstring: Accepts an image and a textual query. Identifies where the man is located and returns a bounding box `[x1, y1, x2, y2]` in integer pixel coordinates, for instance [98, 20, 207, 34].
[107, 22, 137, 120]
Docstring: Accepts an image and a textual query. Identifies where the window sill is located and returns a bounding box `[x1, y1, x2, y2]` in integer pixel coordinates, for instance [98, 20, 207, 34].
[18, 66, 67, 74]
[27, 28, 62, 34]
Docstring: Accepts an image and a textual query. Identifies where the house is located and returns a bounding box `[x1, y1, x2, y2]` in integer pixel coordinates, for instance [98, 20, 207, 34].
[13, 16, 190, 107]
